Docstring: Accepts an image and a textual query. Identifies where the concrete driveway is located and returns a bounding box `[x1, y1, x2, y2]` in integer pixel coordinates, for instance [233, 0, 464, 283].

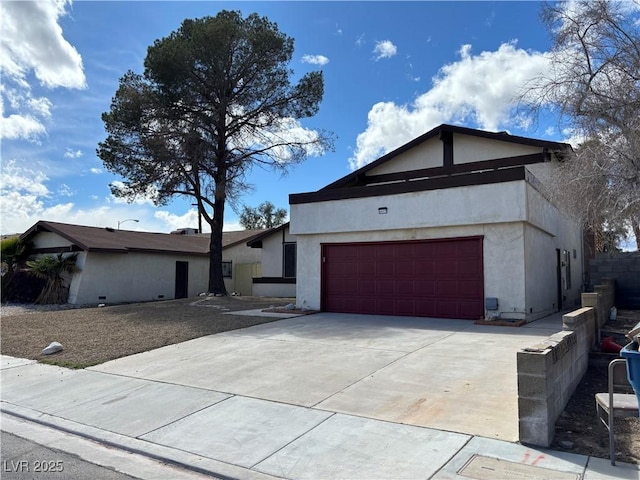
[4, 311, 636, 479]
[88, 312, 560, 442]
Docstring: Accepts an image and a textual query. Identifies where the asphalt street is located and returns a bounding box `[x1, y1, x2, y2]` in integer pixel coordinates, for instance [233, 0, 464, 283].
[1, 431, 139, 480]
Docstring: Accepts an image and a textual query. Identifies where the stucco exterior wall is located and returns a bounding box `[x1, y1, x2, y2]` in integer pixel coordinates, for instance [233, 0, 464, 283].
[258, 225, 296, 277]
[523, 179, 584, 317]
[292, 176, 583, 320]
[261, 232, 285, 277]
[366, 140, 442, 175]
[222, 242, 262, 293]
[31, 232, 74, 248]
[70, 251, 209, 304]
[295, 223, 527, 318]
[253, 283, 296, 298]
[453, 134, 540, 164]
[291, 181, 527, 235]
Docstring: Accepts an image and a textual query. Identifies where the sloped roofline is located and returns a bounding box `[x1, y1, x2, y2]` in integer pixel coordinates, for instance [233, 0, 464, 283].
[19, 221, 263, 255]
[320, 123, 572, 191]
[246, 222, 290, 248]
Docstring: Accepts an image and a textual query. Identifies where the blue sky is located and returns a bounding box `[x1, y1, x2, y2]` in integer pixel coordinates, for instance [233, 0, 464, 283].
[2, 1, 566, 234]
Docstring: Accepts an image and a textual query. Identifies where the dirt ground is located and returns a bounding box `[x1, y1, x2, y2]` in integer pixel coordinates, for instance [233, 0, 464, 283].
[0, 296, 294, 368]
[1, 298, 638, 463]
[552, 310, 640, 464]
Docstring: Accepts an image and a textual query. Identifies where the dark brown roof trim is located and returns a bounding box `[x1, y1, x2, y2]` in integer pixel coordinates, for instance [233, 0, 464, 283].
[318, 124, 571, 191]
[290, 166, 527, 205]
[363, 152, 546, 186]
[30, 246, 83, 254]
[252, 277, 296, 284]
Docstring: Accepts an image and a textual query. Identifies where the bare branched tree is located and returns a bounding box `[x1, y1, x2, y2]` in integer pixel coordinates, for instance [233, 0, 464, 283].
[523, 0, 640, 250]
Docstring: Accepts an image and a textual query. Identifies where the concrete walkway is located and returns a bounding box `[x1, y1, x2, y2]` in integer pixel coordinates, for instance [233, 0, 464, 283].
[2, 313, 639, 479]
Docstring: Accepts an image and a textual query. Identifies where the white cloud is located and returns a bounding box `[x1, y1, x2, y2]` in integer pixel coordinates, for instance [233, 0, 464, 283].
[0, 0, 86, 141]
[154, 210, 204, 232]
[373, 40, 398, 60]
[350, 42, 550, 169]
[109, 181, 159, 205]
[301, 54, 330, 66]
[57, 184, 74, 197]
[89, 167, 103, 174]
[0, 1, 86, 89]
[64, 148, 83, 159]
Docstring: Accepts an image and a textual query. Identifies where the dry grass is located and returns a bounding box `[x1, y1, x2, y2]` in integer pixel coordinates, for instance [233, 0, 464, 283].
[1, 296, 294, 368]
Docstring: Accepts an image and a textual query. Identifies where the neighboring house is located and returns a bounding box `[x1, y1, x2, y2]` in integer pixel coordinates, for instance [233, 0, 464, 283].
[246, 223, 296, 298]
[220, 229, 268, 295]
[290, 124, 583, 321]
[20, 221, 267, 304]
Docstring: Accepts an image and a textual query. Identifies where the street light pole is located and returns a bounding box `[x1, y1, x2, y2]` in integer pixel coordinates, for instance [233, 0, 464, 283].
[117, 219, 139, 230]
[192, 203, 202, 234]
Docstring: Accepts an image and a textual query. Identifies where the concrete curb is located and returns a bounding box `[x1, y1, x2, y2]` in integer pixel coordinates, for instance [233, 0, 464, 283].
[1, 402, 281, 480]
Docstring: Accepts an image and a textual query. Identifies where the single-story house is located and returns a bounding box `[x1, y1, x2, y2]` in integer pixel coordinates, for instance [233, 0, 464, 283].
[246, 222, 297, 298]
[289, 124, 584, 321]
[20, 221, 267, 304]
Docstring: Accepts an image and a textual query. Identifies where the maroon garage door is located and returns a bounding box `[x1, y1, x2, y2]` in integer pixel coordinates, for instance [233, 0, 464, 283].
[322, 237, 483, 319]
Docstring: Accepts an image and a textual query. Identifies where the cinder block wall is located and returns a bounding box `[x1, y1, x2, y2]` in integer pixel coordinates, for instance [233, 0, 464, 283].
[517, 308, 596, 446]
[517, 279, 613, 446]
[590, 253, 640, 308]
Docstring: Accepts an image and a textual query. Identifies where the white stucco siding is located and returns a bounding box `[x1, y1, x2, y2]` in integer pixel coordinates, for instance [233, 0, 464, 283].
[31, 232, 74, 249]
[523, 222, 583, 317]
[523, 225, 560, 319]
[291, 181, 528, 235]
[453, 134, 541, 164]
[222, 243, 262, 265]
[295, 223, 527, 318]
[253, 283, 296, 298]
[261, 233, 285, 277]
[366, 140, 442, 176]
[72, 252, 208, 305]
[522, 175, 583, 317]
[67, 252, 87, 304]
[222, 242, 262, 293]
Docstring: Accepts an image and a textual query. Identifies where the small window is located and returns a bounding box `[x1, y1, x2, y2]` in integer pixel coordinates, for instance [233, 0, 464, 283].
[283, 243, 296, 278]
[222, 261, 232, 278]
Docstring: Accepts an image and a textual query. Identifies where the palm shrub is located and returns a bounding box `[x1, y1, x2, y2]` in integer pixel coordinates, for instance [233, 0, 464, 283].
[26, 253, 80, 304]
[1, 237, 28, 302]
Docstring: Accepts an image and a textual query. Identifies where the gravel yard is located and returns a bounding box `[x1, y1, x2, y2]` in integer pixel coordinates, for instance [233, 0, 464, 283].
[0, 296, 295, 368]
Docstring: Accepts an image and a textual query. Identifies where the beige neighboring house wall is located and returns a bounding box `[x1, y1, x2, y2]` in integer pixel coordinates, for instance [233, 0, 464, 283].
[246, 223, 297, 298]
[20, 221, 269, 305]
[69, 251, 209, 304]
[290, 124, 583, 321]
[221, 240, 262, 295]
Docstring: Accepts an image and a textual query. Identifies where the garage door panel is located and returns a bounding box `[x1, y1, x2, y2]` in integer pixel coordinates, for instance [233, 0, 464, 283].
[396, 280, 416, 295]
[436, 300, 460, 317]
[323, 238, 483, 320]
[358, 279, 376, 295]
[415, 260, 434, 276]
[415, 280, 435, 296]
[435, 280, 459, 297]
[376, 279, 395, 294]
[376, 262, 395, 276]
[395, 261, 415, 277]
[358, 261, 376, 276]
[459, 260, 482, 276]
[459, 280, 484, 297]
[458, 300, 483, 318]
